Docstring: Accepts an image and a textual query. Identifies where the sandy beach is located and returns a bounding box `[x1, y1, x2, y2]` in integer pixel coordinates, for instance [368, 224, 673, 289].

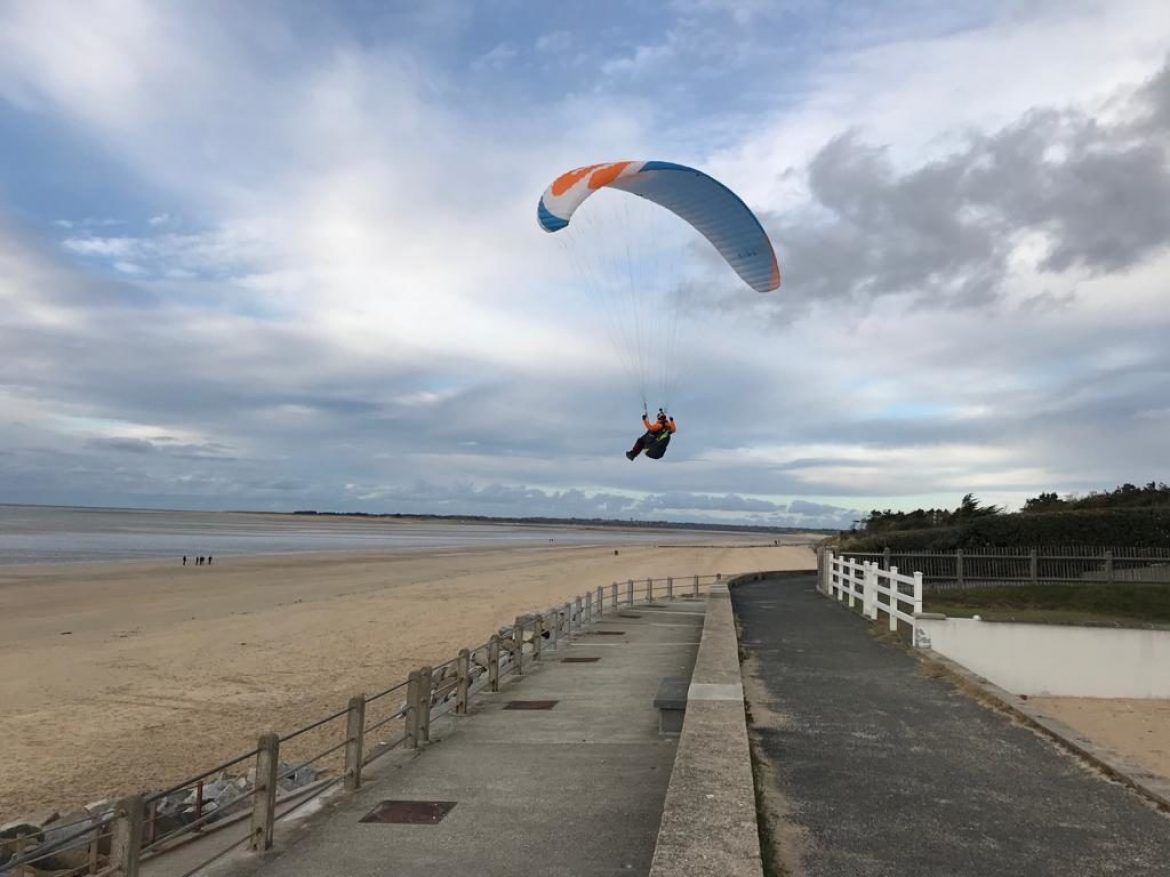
[1028, 697, 1170, 782]
[0, 540, 815, 818]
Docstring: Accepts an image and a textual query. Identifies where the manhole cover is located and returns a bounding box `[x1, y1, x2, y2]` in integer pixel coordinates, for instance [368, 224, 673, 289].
[584, 630, 625, 636]
[561, 657, 600, 663]
[504, 700, 558, 710]
[360, 800, 456, 824]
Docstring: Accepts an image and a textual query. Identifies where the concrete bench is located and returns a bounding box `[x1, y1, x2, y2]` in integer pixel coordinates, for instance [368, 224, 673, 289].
[654, 677, 689, 736]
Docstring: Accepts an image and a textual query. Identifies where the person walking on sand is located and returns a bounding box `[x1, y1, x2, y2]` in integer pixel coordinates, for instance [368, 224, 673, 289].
[182, 555, 187, 566]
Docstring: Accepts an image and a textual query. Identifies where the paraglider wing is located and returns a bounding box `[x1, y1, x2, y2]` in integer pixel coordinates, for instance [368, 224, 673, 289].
[537, 160, 780, 293]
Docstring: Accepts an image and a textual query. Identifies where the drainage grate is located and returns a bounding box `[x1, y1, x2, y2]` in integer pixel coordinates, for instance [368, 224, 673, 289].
[561, 656, 600, 663]
[360, 800, 457, 824]
[584, 630, 626, 636]
[504, 700, 558, 710]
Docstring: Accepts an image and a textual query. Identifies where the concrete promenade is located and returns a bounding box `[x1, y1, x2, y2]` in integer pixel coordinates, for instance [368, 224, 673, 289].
[735, 573, 1170, 876]
[206, 601, 705, 877]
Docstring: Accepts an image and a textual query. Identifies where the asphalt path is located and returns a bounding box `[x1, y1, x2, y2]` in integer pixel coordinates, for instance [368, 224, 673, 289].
[733, 573, 1170, 877]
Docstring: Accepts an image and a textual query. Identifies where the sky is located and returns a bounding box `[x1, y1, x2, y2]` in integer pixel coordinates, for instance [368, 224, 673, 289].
[1, 0, 1168, 529]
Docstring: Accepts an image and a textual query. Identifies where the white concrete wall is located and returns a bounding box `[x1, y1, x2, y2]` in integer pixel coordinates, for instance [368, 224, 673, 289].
[916, 618, 1170, 697]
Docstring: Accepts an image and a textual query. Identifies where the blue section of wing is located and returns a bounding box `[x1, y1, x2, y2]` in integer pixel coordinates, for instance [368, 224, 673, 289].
[611, 162, 780, 292]
[537, 199, 569, 232]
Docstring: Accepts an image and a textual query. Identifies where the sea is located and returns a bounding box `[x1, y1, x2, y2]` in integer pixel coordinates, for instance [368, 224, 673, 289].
[0, 505, 751, 566]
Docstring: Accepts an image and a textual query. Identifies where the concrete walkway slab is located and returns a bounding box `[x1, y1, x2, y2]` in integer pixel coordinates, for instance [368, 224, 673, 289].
[734, 574, 1170, 877]
[205, 601, 704, 877]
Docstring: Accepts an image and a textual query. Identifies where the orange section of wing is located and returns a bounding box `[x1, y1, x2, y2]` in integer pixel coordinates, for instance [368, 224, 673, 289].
[588, 161, 632, 189]
[551, 164, 605, 197]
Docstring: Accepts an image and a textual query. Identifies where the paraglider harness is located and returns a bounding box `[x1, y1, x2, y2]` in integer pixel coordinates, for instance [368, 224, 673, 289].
[643, 428, 672, 459]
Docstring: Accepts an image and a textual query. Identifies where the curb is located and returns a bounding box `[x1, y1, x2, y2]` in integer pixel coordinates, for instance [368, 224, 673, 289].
[918, 651, 1170, 813]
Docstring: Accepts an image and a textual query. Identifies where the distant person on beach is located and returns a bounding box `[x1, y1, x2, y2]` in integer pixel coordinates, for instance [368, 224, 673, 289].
[208, 556, 213, 565]
[182, 555, 187, 566]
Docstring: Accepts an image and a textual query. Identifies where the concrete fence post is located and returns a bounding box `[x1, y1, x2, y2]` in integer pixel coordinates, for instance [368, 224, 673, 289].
[956, 549, 964, 588]
[861, 562, 873, 618]
[596, 586, 604, 616]
[419, 667, 434, 743]
[345, 695, 365, 791]
[913, 571, 923, 615]
[647, 577, 654, 603]
[488, 637, 500, 693]
[584, 592, 592, 625]
[250, 733, 279, 851]
[1030, 549, 1039, 585]
[533, 615, 544, 660]
[612, 581, 619, 606]
[627, 579, 634, 606]
[110, 794, 145, 875]
[847, 560, 856, 608]
[1105, 550, 1114, 584]
[573, 596, 582, 630]
[882, 546, 891, 571]
[888, 567, 900, 630]
[692, 574, 699, 597]
[666, 576, 673, 599]
[456, 649, 471, 714]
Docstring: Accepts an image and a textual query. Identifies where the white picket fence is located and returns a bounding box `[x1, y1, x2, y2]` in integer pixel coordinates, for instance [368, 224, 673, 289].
[822, 552, 923, 636]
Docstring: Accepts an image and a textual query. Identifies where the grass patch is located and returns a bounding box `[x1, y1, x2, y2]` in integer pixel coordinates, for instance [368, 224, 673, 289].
[926, 583, 1170, 626]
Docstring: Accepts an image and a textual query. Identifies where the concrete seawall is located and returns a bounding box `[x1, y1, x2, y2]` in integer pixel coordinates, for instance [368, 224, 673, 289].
[650, 575, 772, 877]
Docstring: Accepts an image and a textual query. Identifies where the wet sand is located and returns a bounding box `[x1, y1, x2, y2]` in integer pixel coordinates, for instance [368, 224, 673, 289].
[0, 540, 815, 817]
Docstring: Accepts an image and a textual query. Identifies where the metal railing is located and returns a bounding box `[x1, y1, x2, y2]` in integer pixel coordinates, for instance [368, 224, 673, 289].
[836, 546, 1170, 589]
[0, 573, 723, 877]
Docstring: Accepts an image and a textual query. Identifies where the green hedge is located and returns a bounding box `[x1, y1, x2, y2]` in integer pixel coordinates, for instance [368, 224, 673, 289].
[839, 508, 1170, 551]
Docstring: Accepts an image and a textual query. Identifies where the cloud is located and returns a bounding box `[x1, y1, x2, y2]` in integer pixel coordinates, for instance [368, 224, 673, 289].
[1, 2, 1169, 524]
[748, 59, 1170, 316]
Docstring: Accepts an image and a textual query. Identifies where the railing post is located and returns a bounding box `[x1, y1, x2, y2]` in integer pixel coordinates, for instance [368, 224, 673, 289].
[693, 574, 699, 597]
[612, 581, 619, 606]
[913, 571, 923, 615]
[345, 695, 365, 791]
[666, 576, 673, 599]
[573, 596, 582, 630]
[1104, 550, 1114, 584]
[888, 567, 900, 630]
[1030, 549, 1038, 585]
[110, 794, 144, 875]
[406, 670, 422, 745]
[847, 560, 856, 608]
[647, 577, 654, 603]
[545, 612, 559, 654]
[456, 649, 471, 714]
[956, 549, 964, 588]
[423, 668, 437, 743]
[627, 579, 634, 606]
[533, 615, 544, 660]
[883, 547, 891, 571]
[249, 733, 279, 851]
[584, 592, 592, 625]
[488, 637, 500, 693]
[596, 586, 604, 616]
[512, 618, 524, 675]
